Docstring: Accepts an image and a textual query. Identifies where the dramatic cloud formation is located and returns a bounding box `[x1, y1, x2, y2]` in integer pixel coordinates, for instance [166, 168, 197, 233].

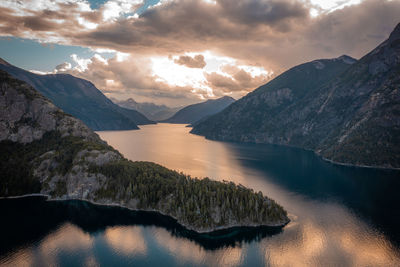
[0, 0, 399, 105]
[56, 52, 270, 105]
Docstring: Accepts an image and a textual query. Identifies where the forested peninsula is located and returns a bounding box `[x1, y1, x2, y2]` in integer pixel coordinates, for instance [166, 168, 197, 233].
[0, 70, 289, 233]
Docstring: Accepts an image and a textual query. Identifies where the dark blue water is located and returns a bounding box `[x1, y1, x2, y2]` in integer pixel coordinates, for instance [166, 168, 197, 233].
[1, 124, 400, 266]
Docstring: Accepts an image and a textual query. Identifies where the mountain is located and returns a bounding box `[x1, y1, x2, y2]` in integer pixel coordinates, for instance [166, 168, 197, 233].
[112, 98, 181, 121]
[163, 96, 235, 124]
[191, 56, 356, 139]
[192, 23, 400, 169]
[0, 59, 154, 130]
[0, 69, 288, 232]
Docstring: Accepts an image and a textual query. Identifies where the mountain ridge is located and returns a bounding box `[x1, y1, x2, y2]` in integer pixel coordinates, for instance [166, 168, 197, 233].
[164, 96, 235, 124]
[0, 59, 155, 130]
[191, 23, 400, 169]
[112, 97, 181, 121]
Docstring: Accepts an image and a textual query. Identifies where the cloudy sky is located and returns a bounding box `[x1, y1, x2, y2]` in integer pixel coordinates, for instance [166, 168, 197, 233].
[0, 0, 399, 106]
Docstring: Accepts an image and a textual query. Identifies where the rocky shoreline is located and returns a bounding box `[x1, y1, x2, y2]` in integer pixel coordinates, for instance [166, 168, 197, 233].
[317, 153, 400, 171]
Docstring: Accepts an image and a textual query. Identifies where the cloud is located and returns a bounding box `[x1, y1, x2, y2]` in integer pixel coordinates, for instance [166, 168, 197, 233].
[218, 0, 308, 26]
[2, 0, 398, 68]
[54, 52, 270, 105]
[174, 54, 206, 68]
[102, 0, 144, 22]
[67, 0, 310, 55]
[0, 0, 310, 51]
[55, 62, 72, 72]
[205, 64, 271, 93]
[71, 54, 93, 72]
[55, 53, 205, 105]
[1, 0, 400, 105]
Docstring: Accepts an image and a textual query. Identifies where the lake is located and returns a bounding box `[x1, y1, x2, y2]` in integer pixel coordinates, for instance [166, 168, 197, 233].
[1, 123, 400, 266]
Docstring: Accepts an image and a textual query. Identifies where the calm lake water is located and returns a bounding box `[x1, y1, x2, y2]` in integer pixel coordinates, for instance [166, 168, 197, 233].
[1, 123, 400, 266]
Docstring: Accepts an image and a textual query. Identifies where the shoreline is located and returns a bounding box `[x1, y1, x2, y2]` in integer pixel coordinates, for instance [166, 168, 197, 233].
[317, 154, 400, 171]
[191, 133, 400, 171]
[0, 194, 290, 234]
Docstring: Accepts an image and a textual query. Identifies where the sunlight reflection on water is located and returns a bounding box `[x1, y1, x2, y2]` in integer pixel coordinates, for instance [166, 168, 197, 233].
[1, 124, 399, 266]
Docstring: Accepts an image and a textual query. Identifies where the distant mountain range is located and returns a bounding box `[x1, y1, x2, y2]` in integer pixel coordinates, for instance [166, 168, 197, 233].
[192, 23, 400, 169]
[112, 98, 181, 121]
[163, 96, 235, 124]
[0, 59, 154, 130]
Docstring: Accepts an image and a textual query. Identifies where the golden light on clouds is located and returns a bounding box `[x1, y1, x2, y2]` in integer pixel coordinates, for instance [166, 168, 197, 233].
[151, 56, 208, 89]
[150, 51, 271, 100]
[0, 0, 399, 104]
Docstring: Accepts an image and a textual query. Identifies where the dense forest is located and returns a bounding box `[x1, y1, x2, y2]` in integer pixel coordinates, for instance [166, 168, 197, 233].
[91, 159, 288, 230]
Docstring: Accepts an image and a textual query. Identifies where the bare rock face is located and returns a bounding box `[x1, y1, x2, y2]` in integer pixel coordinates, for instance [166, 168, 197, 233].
[0, 71, 99, 143]
[0, 69, 119, 199]
[0, 80, 56, 143]
[0, 69, 131, 205]
[0, 71, 121, 198]
[35, 148, 121, 200]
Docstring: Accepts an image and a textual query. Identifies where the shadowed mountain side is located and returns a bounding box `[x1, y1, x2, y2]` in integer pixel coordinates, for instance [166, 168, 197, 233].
[192, 23, 400, 169]
[0, 59, 154, 130]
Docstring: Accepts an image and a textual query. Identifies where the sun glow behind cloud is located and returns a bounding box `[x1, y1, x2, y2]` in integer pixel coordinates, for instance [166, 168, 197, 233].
[152, 56, 207, 87]
[150, 51, 271, 99]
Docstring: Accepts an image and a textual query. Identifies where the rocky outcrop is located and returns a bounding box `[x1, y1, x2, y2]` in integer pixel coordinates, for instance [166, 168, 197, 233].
[192, 23, 400, 169]
[0, 70, 97, 143]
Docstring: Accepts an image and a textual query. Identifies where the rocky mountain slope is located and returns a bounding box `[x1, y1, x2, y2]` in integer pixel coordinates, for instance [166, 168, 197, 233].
[164, 96, 235, 124]
[0, 59, 154, 130]
[192, 23, 400, 169]
[112, 97, 181, 121]
[0, 70, 288, 232]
